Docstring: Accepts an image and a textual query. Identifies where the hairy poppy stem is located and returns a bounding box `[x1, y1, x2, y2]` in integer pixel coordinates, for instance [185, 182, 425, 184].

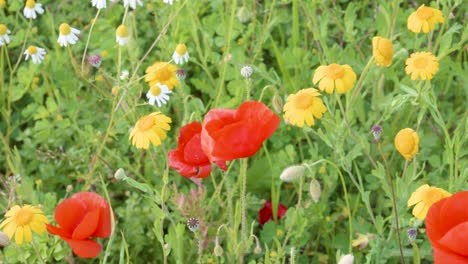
[240, 158, 248, 258]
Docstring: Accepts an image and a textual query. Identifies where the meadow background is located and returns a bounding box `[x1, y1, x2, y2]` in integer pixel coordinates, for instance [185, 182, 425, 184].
[0, 0, 466, 263]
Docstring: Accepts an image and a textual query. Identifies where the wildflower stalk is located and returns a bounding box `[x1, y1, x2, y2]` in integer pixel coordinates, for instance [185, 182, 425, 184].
[81, 9, 101, 72]
[12, 19, 32, 73]
[31, 239, 46, 264]
[281, 172, 304, 248]
[239, 158, 248, 249]
[377, 143, 406, 264]
[347, 57, 373, 111]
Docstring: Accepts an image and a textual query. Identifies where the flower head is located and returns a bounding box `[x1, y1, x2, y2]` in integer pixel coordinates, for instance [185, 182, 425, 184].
[0, 24, 11, 46]
[407, 184, 450, 220]
[91, 0, 107, 9]
[24, 45, 46, 64]
[146, 83, 172, 107]
[129, 112, 171, 149]
[88, 54, 102, 68]
[175, 68, 187, 81]
[145, 62, 179, 90]
[405, 52, 439, 80]
[57, 23, 80, 47]
[120, 69, 129, 80]
[23, 0, 44, 19]
[312, 64, 357, 94]
[116, 25, 129, 46]
[394, 128, 419, 160]
[47, 192, 112, 258]
[283, 88, 327, 127]
[0, 205, 48, 245]
[371, 125, 382, 143]
[372, 37, 394, 67]
[426, 191, 468, 263]
[201, 101, 280, 161]
[240, 65, 253, 78]
[407, 4, 444, 33]
[123, 0, 142, 9]
[186, 218, 199, 232]
[172, 43, 189, 65]
[169, 122, 226, 179]
[258, 201, 287, 226]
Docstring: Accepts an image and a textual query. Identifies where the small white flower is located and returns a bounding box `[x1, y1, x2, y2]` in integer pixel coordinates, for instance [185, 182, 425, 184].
[146, 83, 172, 107]
[24, 45, 46, 64]
[116, 25, 129, 46]
[338, 254, 354, 264]
[279, 165, 305, 182]
[57, 23, 80, 47]
[23, 0, 44, 19]
[163, 0, 173, 5]
[91, 0, 107, 9]
[240, 65, 253, 78]
[123, 0, 143, 9]
[120, 70, 129, 80]
[0, 24, 11, 46]
[172, 43, 189, 65]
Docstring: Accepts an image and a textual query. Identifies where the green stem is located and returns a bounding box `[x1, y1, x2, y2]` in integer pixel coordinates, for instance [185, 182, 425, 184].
[81, 9, 101, 72]
[347, 57, 374, 111]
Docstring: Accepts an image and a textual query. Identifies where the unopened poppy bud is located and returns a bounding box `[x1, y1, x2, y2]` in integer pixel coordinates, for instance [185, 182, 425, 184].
[88, 54, 102, 68]
[240, 66, 253, 79]
[66, 185, 73, 193]
[214, 243, 223, 257]
[187, 218, 199, 232]
[309, 179, 321, 203]
[338, 254, 354, 264]
[280, 165, 305, 182]
[0, 231, 10, 248]
[394, 128, 419, 160]
[271, 93, 283, 114]
[114, 168, 127, 180]
[236, 6, 251, 23]
[254, 244, 262, 254]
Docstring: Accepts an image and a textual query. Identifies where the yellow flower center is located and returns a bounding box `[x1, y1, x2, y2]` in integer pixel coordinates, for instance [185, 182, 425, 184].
[155, 66, 171, 81]
[26, 0, 35, 8]
[0, 24, 7, 35]
[413, 57, 428, 69]
[59, 23, 71, 35]
[116, 25, 129, 38]
[295, 93, 314, 109]
[326, 64, 345, 79]
[15, 208, 33, 226]
[27, 46, 38, 55]
[175, 44, 187, 55]
[137, 115, 155, 131]
[150, 85, 162, 96]
[416, 6, 433, 20]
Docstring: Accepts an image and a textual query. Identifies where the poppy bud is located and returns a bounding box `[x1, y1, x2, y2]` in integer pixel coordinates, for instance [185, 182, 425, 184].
[309, 179, 321, 203]
[236, 6, 251, 23]
[114, 168, 127, 180]
[0, 231, 9, 248]
[394, 128, 419, 160]
[280, 165, 305, 182]
[66, 184, 73, 193]
[271, 93, 283, 114]
[214, 242, 223, 257]
[338, 254, 354, 264]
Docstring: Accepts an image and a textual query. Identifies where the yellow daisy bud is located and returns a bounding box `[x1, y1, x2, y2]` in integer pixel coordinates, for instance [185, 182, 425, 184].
[372, 36, 394, 67]
[407, 184, 450, 220]
[394, 128, 419, 160]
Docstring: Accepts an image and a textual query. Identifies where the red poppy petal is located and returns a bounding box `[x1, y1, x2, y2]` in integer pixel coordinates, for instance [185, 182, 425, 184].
[201, 109, 236, 160]
[211, 123, 260, 160]
[72, 209, 100, 240]
[184, 134, 209, 164]
[277, 204, 288, 219]
[72, 192, 112, 238]
[214, 160, 227, 171]
[236, 101, 280, 141]
[178, 122, 202, 149]
[169, 150, 198, 177]
[55, 197, 87, 235]
[432, 246, 468, 264]
[438, 222, 468, 257]
[195, 164, 212, 178]
[47, 224, 71, 238]
[439, 192, 468, 235]
[63, 238, 102, 259]
[426, 198, 446, 243]
[259, 207, 272, 225]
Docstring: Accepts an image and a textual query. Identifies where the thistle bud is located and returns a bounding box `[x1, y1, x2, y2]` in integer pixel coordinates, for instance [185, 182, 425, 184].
[309, 179, 321, 203]
[280, 165, 305, 182]
[176, 68, 187, 81]
[88, 54, 102, 68]
[187, 218, 199, 232]
[407, 228, 417, 242]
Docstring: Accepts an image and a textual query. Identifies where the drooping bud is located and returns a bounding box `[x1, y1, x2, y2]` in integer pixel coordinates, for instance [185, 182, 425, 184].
[280, 165, 305, 182]
[271, 93, 283, 114]
[309, 179, 321, 203]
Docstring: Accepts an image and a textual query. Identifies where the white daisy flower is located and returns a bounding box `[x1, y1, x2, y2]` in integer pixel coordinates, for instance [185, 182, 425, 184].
[172, 43, 189, 65]
[0, 24, 11, 46]
[23, 0, 44, 19]
[57, 23, 80, 47]
[163, 0, 173, 5]
[124, 0, 143, 9]
[91, 0, 107, 9]
[146, 83, 172, 107]
[116, 25, 129, 46]
[24, 45, 46, 64]
[120, 70, 129, 80]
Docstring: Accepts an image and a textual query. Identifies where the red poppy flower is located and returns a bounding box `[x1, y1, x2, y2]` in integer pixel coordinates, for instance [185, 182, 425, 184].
[169, 122, 226, 178]
[426, 191, 468, 264]
[258, 201, 288, 225]
[47, 192, 112, 259]
[201, 101, 280, 162]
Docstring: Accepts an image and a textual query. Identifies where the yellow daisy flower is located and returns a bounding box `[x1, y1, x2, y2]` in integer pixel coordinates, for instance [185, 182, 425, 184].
[129, 112, 171, 149]
[23, 0, 44, 19]
[405, 52, 439, 80]
[372, 36, 394, 67]
[394, 128, 419, 160]
[0, 205, 48, 245]
[0, 0, 6, 7]
[145, 62, 179, 90]
[312, 64, 357, 94]
[407, 4, 444, 33]
[283, 88, 327, 127]
[407, 184, 451, 220]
